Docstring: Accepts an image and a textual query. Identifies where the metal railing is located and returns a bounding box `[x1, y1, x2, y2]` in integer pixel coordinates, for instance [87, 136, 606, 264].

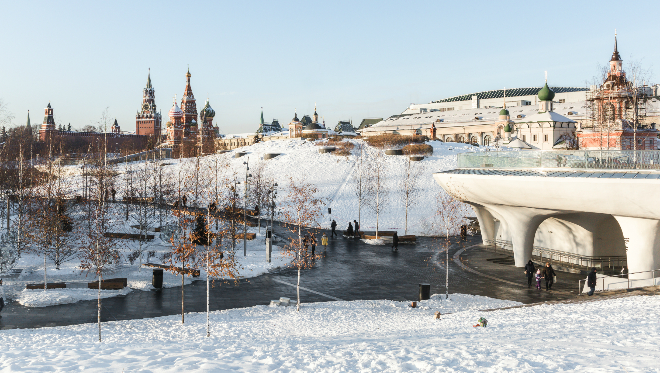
[578, 269, 660, 295]
[458, 150, 660, 170]
[486, 239, 627, 270]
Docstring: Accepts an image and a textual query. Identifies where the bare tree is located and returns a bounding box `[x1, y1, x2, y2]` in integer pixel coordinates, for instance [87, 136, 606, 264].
[78, 129, 122, 342]
[365, 148, 389, 238]
[434, 189, 467, 300]
[280, 177, 325, 311]
[352, 142, 371, 231]
[401, 157, 424, 235]
[248, 159, 268, 233]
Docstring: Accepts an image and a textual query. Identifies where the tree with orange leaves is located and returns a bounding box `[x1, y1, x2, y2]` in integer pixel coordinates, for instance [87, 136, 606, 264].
[280, 177, 325, 311]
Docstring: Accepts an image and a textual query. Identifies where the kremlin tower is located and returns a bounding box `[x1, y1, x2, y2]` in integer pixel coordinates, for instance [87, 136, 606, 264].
[136, 69, 162, 136]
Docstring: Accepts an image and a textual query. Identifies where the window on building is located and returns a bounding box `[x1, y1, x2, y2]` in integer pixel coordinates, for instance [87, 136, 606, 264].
[544, 134, 548, 142]
[558, 99, 566, 103]
[533, 135, 537, 142]
[523, 135, 526, 142]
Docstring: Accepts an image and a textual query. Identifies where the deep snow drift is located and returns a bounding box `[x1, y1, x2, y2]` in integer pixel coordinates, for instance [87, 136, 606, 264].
[0, 294, 658, 372]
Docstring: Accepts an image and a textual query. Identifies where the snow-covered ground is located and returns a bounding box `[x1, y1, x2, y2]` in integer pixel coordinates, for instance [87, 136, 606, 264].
[1, 293, 659, 372]
[1, 205, 290, 305]
[58, 138, 490, 237]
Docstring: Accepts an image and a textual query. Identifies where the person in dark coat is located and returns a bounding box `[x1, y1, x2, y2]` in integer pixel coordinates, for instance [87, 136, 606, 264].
[330, 220, 337, 237]
[310, 234, 316, 257]
[346, 222, 354, 236]
[524, 260, 536, 288]
[392, 232, 399, 251]
[182, 195, 187, 207]
[353, 220, 360, 236]
[544, 262, 556, 290]
[587, 267, 598, 296]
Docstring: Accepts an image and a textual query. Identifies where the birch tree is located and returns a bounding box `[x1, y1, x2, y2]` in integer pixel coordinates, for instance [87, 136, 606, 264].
[280, 177, 325, 311]
[352, 142, 371, 231]
[365, 148, 388, 238]
[401, 157, 424, 235]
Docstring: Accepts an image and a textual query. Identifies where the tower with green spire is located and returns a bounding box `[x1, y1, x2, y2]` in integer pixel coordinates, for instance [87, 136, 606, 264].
[26, 110, 32, 135]
[136, 68, 162, 136]
[538, 72, 555, 113]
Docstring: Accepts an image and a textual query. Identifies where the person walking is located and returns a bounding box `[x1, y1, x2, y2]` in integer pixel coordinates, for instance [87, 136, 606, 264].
[346, 222, 354, 237]
[544, 262, 556, 290]
[321, 233, 328, 252]
[587, 267, 598, 296]
[310, 234, 317, 257]
[330, 220, 337, 237]
[535, 269, 542, 290]
[392, 232, 399, 252]
[353, 220, 360, 237]
[111, 188, 116, 202]
[524, 260, 536, 288]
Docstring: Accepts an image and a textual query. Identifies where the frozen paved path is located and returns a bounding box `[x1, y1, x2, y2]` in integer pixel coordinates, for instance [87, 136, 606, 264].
[0, 226, 584, 330]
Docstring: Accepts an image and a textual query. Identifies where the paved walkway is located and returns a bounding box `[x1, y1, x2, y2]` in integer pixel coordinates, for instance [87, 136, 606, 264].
[0, 229, 587, 330]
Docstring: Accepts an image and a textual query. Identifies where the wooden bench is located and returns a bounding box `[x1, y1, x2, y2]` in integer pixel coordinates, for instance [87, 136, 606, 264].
[88, 277, 128, 290]
[143, 263, 200, 277]
[235, 232, 256, 240]
[399, 235, 417, 243]
[26, 283, 66, 290]
[104, 232, 155, 240]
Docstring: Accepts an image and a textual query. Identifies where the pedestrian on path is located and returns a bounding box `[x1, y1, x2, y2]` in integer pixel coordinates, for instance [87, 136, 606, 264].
[321, 233, 328, 252]
[544, 263, 556, 290]
[587, 267, 598, 296]
[354, 220, 360, 237]
[331, 220, 337, 237]
[535, 269, 542, 290]
[310, 234, 317, 257]
[0, 279, 4, 318]
[346, 222, 354, 237]
[111, 188, 116, 202]
[524, 260, 536, 288]
[392, 232, 399, 252]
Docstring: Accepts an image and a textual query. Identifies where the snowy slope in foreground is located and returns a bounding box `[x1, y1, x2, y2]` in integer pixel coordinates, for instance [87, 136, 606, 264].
[1, 294, 659, 372]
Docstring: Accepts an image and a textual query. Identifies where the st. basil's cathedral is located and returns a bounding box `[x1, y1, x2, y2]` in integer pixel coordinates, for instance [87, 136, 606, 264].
[135, 68, 217, 154]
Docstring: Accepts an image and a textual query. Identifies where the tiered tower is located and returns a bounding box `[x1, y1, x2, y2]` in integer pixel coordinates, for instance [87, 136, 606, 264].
[198, 99, 216, 153]
[167, 96, 184, 145]
[136, 69, 162, 136]
[181, 68, 198, 138]
[39, 103, 56, 141]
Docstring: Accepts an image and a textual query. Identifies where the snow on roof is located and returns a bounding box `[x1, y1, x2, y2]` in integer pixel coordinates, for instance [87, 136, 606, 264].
[365, 101, 588, 131]
[522, 111, 575, 123]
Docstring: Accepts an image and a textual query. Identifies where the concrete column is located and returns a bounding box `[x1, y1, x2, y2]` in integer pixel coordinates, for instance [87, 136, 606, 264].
[469, 203, 495, 245]
[488, 206, 558, 267]
[613, 216, 660, 279]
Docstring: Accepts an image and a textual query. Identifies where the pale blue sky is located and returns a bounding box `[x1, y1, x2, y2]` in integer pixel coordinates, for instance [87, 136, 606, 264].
[1, 0, 659, 133]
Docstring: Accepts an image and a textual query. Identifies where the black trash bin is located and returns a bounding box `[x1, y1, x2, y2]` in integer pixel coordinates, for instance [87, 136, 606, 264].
[419, 283, 430, 301]
[152, 268, 163, 289]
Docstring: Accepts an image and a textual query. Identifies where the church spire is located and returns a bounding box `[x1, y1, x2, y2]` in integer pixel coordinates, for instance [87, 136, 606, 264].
[260, 107, 264, 125]
[26, 110, 31, 128]
[503, 87, 506, 109]
[611, 30, 621, 61]
[146, 68, 152, 89]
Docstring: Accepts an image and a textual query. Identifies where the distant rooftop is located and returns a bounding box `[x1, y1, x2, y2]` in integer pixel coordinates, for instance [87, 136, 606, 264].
[431, 87, 589, 103]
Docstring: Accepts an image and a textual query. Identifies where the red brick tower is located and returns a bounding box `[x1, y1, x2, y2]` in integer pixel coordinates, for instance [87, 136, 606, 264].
[39, 102, 57, 141]
[181, 68, 198, 138]
[136, 69, 162, 136]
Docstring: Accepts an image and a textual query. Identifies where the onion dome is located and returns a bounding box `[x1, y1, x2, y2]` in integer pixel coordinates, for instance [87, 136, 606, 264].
[538, 82, 555, 101]
[499, 108, 509, 116]
[504, 123, 512, 133]
[201, 99, 215, 118]
[168, 97, 183, 118]
[293, 111, 299, 122]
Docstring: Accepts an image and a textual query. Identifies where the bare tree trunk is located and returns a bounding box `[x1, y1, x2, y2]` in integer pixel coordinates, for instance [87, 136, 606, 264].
[206, 251, 210, 337]
[181, 271, 185, 324]
[297, 266, 301, 312]
[98, 272, 102, 342]
[43, 253, 47, 291]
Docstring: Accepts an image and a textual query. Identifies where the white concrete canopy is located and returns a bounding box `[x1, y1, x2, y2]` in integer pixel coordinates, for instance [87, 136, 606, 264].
[434, 169, 660, 278]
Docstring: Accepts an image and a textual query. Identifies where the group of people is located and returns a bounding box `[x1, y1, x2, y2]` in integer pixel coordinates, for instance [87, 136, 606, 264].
[330, 219, 361, 238]
[524, 261, 557, 290]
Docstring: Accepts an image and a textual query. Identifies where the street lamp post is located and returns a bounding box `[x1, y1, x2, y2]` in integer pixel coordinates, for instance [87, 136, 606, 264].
[269, 182, 278, 232]
[243, 159, 251, 257]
